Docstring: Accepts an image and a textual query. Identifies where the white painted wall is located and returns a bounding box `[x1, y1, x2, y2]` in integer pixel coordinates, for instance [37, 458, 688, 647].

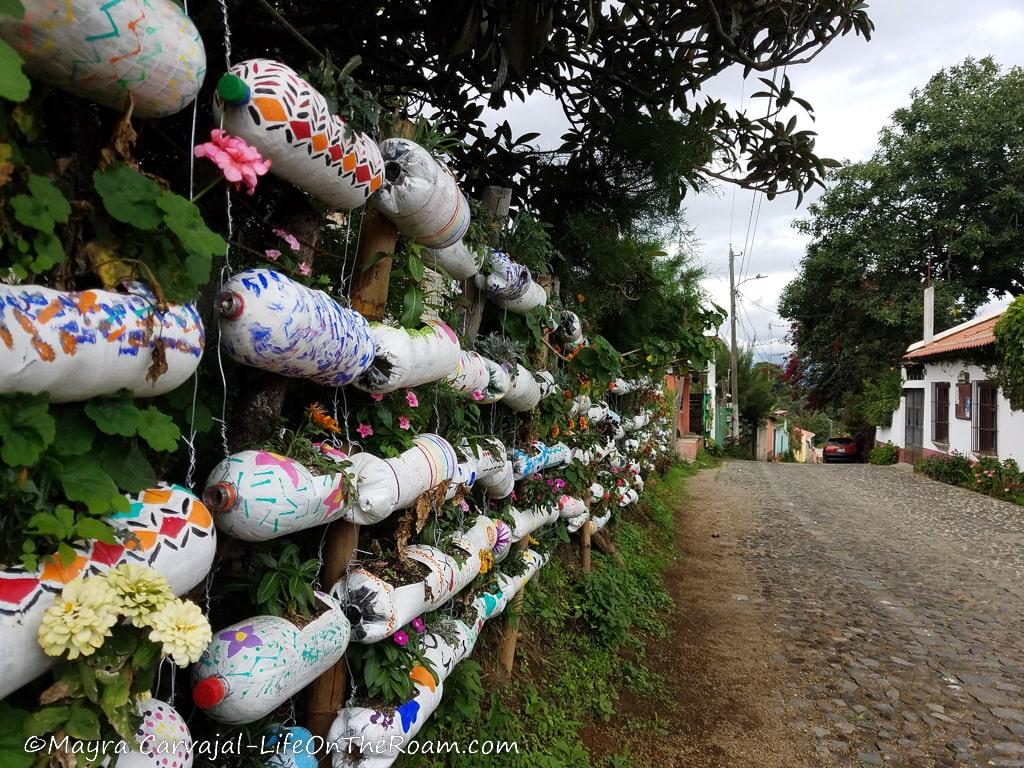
[875, 360, 1024, 462]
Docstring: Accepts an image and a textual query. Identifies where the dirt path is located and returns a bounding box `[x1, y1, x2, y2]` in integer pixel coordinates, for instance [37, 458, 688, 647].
[593, 465, 827, 768]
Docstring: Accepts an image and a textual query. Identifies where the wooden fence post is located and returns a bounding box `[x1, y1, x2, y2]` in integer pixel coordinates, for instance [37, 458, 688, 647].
[305, 207, 398, 763]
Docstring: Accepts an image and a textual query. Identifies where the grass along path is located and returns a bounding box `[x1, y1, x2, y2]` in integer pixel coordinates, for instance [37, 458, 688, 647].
[399, 456, 762, 768]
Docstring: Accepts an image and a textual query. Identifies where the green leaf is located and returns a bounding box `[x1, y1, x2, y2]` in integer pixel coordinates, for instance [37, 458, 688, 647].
[63, 706, 101, 741]
[31, 231, 65, 272]
[0, 393, 56, 466]
[100, 442, 155, 492]
[51, 408, 95, 457]
[56, 542, 77, 566]
[74, 517, 117, 543]
[0, 0, 25, 17]
[10, 175, 70, 233]
[24, 705, 69, 736]
[100, 673, 131, 711]
[0, 703, 31, 768]
[26, 512, 67, 538]
[400, 285, 424, 329]
[85, 395, 140, 437]
[0, 39, 29, 103]
[157, 191, 226, 258]
[93, 165, 164, 230]
[407, 251, 425, 282]
[256, 571, 279, 605]
[58, 454, 121, 515]
[135, 406, 180, 452]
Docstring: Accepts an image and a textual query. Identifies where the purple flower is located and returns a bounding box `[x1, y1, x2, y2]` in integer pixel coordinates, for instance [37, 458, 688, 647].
[393, 630, 409, 647]
[264, 248, 281, 261]
[219, 625, 263, 658]
[410, 617, 425, 633]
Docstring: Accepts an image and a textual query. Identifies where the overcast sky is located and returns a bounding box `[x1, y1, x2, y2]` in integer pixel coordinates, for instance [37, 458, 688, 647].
[489, 1, 1024, 363]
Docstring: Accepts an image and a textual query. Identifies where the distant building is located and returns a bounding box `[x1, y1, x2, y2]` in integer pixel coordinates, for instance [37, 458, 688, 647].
[875, 293, 1023, 463]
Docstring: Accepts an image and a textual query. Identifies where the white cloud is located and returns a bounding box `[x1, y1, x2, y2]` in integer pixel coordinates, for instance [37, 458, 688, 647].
[489, 3, 1024, 355]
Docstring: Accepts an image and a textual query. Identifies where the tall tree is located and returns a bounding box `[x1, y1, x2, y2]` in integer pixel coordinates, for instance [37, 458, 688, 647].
[780, 57, 1024, 419]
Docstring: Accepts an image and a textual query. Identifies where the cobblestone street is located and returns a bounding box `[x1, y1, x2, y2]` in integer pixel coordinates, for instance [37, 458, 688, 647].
[695, 461, 1024, 767]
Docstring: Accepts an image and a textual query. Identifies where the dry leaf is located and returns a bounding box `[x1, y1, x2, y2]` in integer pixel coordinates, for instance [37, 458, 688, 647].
[100, 99, 137, 169]
[395, 509, 414, 560]
[147, 338, 169, 383]
[83, 240, 134, 290]
[38, 680, 71, 705]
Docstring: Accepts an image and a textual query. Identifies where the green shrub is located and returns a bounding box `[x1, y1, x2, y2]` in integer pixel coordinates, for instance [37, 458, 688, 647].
[915, 451, 973, 485]
[868, 441, 899, 465]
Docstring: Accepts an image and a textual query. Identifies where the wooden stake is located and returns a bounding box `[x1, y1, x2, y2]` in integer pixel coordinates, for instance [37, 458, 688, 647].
[581, 521, 592, 572]
[462, 185, 512, 341]
[498, 537, 531, 674]
[585, 489, 593, 573]
[305, 206, 397, 764]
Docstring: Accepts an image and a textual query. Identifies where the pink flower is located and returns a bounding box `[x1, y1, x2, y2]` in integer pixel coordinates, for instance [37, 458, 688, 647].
[371, 393, 385, 402]
[471, 389, 484, 401]
[273, 228, 301, 252]
[194, 129, 270, 195]
[356, 423, 373, 439]
[264, 248, 281, 261]
[510, 491, 517, 501]
[459, 499, 470, 512]
[406, 391, 419, 408]
[298, 262, 312, 277]
[393, 630, 409, 647]
[398, 416, 411, 430]
[410, 617, 425, 633]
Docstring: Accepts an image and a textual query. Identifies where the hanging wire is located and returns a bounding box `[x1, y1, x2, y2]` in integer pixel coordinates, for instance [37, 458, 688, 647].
[211, 0, 236, 459]
[180, 0, 203, 488]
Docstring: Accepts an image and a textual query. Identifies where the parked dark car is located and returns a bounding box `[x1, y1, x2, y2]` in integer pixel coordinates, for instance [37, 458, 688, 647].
[823, 436, 859, 463]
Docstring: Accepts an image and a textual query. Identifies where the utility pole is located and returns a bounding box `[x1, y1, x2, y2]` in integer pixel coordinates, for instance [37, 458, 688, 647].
[729, 247, 740, 442]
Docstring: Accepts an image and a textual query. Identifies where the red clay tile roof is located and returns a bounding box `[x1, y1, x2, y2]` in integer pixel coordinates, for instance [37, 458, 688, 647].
[904, 315, 1000, 360]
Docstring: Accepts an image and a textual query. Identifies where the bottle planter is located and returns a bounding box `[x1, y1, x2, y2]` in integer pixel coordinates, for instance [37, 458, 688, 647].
[0, 485, 215, 699]
[205, 435, 458, 538]
[424, 240, 481, 281]
[617, 483, 639, 507]
[455, 440, 514, 500]
[609, 378, 641, 395]
[507, 504, 559, 542]
[589, 508, 612, 534]
[263, 726, 318, 768]
[624, 411, 651, 432]
[373, 139, 471, 249]
[117, 698, 194, 768]
[476, 250, 547, 314]
[191, 592, 351, 725]
[570, 394, 592, 418]
[501, 365, 555, 412]
[327, 551, 547, 768]
[217, 269, 375, 386]
[557, 495, 587, 519]
[586, 402, 611, 424]
[553, 310, 584, 345]
[0, 283, 203, 402]
[512, 441, 572, 480]
[341, 516, 499, 643]
[355, 321, 460, 393]
[0, 0, 206, 117]
[214, 59, 384, 209]
[446, 351, 509, 403]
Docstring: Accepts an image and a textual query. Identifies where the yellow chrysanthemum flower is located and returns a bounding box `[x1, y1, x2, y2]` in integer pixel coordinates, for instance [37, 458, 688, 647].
[38, 576, 120, 659]
[478, 549, 494, 575]
[147, 599, 212, 667]
[105, 564, 173, 627]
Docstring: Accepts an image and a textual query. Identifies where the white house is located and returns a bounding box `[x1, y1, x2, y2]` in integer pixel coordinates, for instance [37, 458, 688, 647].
[876, 291, 1024, 464]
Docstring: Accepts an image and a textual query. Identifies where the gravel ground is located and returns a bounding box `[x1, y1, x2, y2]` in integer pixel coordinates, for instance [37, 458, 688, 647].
[716, 461, 1024, 767]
